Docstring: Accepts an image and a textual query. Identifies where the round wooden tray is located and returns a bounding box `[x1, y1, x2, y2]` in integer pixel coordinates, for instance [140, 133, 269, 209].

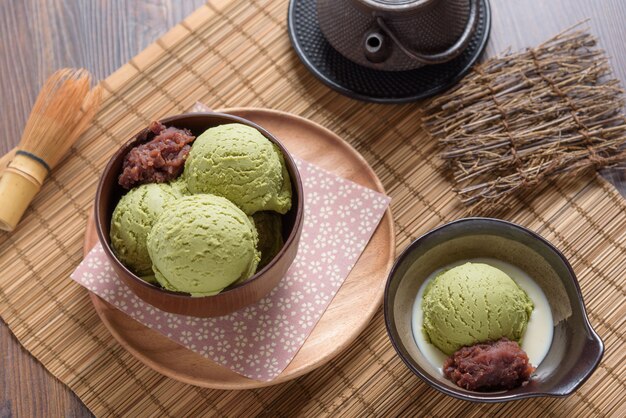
[83, 108, 395, 389]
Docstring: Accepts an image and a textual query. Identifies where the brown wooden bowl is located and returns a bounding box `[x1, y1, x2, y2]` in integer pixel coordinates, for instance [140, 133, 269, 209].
[95, 112, 304, 317]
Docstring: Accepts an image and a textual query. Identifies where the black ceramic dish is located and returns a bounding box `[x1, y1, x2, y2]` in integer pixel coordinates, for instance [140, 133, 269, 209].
[287, 0, 491, 103]
[384, 218, 603, 402]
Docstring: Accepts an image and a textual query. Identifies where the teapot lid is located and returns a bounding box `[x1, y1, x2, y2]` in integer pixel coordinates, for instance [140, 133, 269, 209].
[356, 0, 435, 13]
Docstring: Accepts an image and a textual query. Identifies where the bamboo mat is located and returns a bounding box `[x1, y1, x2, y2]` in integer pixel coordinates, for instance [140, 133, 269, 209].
[0, 1, 625, 416]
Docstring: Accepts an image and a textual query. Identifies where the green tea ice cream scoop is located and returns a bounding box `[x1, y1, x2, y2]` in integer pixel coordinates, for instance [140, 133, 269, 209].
[422, 262, 534, 355]
[183, 123, 292, 215]
[147, 194, 260, 296]
[110, 182, 181, 280]
[252, 211, 284, 272]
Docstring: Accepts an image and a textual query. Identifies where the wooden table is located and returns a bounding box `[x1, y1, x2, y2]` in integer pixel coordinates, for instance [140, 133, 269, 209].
[1, 0, 624, 415]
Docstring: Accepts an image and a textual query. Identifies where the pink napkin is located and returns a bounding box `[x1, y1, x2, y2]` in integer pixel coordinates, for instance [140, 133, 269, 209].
[72, 158, 390, 381]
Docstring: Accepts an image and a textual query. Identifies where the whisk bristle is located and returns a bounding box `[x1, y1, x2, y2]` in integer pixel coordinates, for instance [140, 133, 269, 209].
[0, 68, 101, 231]
[19, 68, 101, 169]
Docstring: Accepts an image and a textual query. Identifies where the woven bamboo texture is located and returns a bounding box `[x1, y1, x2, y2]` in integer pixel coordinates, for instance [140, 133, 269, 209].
[0, 1, 624, 416]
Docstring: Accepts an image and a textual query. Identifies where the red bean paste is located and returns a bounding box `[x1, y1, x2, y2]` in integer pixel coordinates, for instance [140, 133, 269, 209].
[443, 338, 534, 391]
[118, 121, 195, 189]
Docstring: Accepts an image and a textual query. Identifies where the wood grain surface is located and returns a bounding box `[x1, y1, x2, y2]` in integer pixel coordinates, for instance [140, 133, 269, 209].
[0, 0, 624, 416]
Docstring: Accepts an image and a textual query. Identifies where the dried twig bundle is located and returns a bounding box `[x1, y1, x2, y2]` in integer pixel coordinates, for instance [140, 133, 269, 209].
[422, 24, 626, 214]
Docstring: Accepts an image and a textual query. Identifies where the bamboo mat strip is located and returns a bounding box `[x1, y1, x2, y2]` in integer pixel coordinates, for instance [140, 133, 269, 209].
[0, 0, 625, 416]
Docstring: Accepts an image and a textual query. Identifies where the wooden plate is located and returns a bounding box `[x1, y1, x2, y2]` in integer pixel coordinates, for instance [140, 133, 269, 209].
[83, 108, 395, 389]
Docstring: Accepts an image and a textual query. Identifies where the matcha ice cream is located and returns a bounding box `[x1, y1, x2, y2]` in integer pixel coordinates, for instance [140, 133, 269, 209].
[147, 194, 260, 296]
[110, 182, 181, 280]
[184, 123, 292, 215]
[252, 211, 284, 272]
[170, 177, 190, 196]
[422, 262, 534, 355]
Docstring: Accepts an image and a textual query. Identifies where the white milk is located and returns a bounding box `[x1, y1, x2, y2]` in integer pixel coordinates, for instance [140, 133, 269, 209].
[411, 258, 553, 374]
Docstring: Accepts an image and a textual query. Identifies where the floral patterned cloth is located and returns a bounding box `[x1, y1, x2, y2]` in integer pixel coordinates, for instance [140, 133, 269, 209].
[72, 158, 390, 381]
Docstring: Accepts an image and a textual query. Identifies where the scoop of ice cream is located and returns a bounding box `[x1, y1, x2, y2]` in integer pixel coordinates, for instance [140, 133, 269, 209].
[170, 177, 190, 196]
[422, 262, 534, 355]
[110, 182, 181, 279]
[147, 194, 260, 296]
[252, 211, 284, 272]
[184, 123, 292, 215]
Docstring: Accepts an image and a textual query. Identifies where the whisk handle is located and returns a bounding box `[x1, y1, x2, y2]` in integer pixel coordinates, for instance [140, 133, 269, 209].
[0, 147, 17, 172]
[0, 153, 48, 232]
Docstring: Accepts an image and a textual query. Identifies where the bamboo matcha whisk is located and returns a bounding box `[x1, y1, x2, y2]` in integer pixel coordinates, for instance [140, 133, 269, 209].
[0, 68, 102, 232]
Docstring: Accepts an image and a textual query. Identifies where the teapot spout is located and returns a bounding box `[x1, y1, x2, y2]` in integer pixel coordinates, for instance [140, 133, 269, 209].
[364, 29, 391, 63]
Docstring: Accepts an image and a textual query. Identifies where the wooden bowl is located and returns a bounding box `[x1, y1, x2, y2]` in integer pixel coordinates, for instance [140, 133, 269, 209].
[384, 217, 603, 402]
[95, 112, 304, 317]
